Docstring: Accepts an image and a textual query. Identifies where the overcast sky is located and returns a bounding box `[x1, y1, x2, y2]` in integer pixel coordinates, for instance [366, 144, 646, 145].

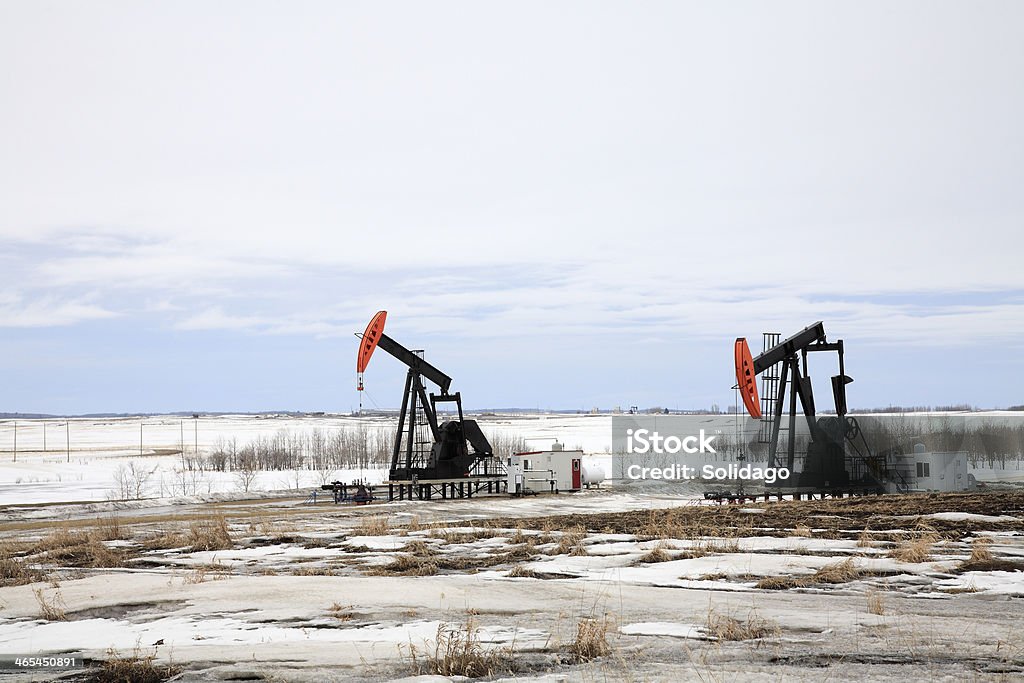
[2, 2, 1023, 414]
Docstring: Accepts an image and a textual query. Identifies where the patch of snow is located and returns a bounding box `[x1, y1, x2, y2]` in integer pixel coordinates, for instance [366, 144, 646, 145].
[935, 571, 1024, 595]
[180, 545, 345, 567]
[921, 512, 1020, 523]
[582, 533, 636, 543]
[0, 616, 445, 652]
[345, 535, 407, 550]
[620, 622, 709, 639]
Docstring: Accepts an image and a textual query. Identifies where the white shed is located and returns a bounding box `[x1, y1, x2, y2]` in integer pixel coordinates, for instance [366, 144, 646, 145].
[889, 444, 976, 493]
[507, 442, 586, 495]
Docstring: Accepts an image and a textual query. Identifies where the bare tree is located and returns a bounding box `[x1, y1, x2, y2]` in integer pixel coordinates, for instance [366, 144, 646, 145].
[234, 450, 259, 493]
[110, 462, 155, 500]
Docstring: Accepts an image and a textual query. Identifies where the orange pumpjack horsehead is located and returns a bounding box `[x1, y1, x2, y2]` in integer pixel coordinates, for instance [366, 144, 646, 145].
[356, 310, 387, 410]
[734, 338, 762, 419]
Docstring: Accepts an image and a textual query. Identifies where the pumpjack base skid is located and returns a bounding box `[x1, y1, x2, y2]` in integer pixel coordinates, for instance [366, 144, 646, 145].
[385, 475, 507, 501]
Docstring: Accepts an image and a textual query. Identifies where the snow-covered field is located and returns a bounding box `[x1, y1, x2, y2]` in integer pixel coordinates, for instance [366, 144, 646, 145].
[1, 412, 1022, 508]
[0, 413, 614, 506]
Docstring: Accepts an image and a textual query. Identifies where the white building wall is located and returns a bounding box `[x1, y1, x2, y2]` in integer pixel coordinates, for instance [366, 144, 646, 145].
[895, 451, 973, 492]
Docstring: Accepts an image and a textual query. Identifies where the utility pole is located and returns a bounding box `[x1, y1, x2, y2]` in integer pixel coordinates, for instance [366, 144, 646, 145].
[180, 420, 185, 468]
[193, 415, 198, 455]
[66, 421, 70, 463]
[42, 421, 46, 452]
[140, 422, 144, 456]
[13, 421, 17, 462]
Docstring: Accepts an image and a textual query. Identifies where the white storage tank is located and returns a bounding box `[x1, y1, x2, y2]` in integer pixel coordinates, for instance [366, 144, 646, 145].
[581, 465, 605, 486]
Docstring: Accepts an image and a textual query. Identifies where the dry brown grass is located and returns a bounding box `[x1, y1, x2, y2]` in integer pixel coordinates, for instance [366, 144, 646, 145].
[327, 602, 354, 621]
[792, 525, 812, 538]
[568, 615, 613, 662]
[958, 559, 1022, 572]
[889, 534, 937, 563]
[368, 553, 438, 576]
[33, 587, 66, 621]
[490, 491, 1024, 541]
[31, 528, 79, 553]
[429, 527, 503, 544]
[955, 538, 1022, 573]
[704, 608, 779, 641]
[635, 543, 673, 565]
[31, 527, 127, 569]
[96, 516, 128, 540]
[549, 527, 588, 556]
[428, 544, 536, 572]
[967, 537, 993, 563]
[358, 516, 390, 535]
[680, 538, 741, 557]
[93, 515, 127, 542]
[0, 544, 46, 587]
[183, 564, 230, 584]
[291, 566, 335, 576]
[141, 527, 188, 551]
[408, 619, 517, 678]
[90, 647, 181, 683]
[402, 540, 437, 557]
[813, 558, 861, 584]
[914, 520, 939, 534]
[942, 583, 981, 594]
[568, 542, 589, 557]
[507, 565, 539, 578]
[528, 533, 556, 547]
[857, 529, 875, 548]
[757, 558, 861, 590]
[501, 545, 532, 560]
[866, 590, 886, 615]
[300, 536, 333, 549]
[187, 515, 233, 552]
[755, 575, 806, 590]
[433, 556, 483, 571]
[637, 507, 703, 540]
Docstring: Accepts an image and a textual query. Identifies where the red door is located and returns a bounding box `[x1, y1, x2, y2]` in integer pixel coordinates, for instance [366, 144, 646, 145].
[572, 459, 581, 489]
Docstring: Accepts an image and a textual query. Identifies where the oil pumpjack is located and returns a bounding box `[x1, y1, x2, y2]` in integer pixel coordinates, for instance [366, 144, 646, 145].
[735, 322, 881, 491]
[357, 311, 496, 481]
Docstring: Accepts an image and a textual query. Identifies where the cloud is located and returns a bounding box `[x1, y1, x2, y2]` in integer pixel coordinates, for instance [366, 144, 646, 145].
[172, 307, 269, 331]
[5, 227, 1024, 349]
[0, 293, 118, 328]
[1, 3, 1022, 353]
